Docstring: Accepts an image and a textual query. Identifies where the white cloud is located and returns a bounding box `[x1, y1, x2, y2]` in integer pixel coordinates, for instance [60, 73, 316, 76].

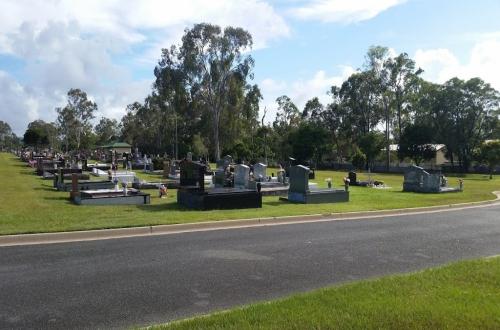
[0, 0, 290, 134]
[289, 0, 406, 23]
[260, 66, 355, 123]
[0, 0, 289, 56]
[0, 71, 41, 134]
[415, 34, 500, 90]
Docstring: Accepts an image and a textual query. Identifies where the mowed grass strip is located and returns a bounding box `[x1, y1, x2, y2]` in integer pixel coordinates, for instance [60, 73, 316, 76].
[1, 152, 499, 235]
[149, 257, 500, 330]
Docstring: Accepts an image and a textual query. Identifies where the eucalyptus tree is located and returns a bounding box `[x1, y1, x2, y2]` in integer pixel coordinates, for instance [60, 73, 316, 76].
[273, 95, 301, 135]
[178, 23, 254, 160]
[384, 53, 423, 142]
[94, 117, 120, 145]
[302, 97, 324, 121]
[339, 71, 383, 138]
[0, 120, 13, 150]
[442, 77, 499, 171]
[56, 89, 97, 151]
[364, 46, 392, 169]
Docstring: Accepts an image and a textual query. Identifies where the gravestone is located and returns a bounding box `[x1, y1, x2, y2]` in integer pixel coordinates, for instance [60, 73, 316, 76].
[216, 155, 233, 169]
[288, 165, 310, 196]
[253, 163, 267, 181]
[403, 165, 460, 193]
[348, 171, 357, 184]
[214, 155, 233, 188]
[186, 152, 193, 161]
[163, 160, 170, 178]
[179, 160, 206, 189]
[234, 164, 250, 188]
[282, 165, 349, 203]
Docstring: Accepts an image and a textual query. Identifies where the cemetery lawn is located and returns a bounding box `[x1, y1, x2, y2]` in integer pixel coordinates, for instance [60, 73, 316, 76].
[1, 152, 499, 235]
[149, 256, 500, 330]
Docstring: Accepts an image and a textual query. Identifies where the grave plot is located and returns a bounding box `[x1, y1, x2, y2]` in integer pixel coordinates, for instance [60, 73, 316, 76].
[403, 165, 462, 193]
[347, 171, 385, 187]
[177, 159, 262, 210]
[281, 165, 349, 203]
[247, 163, 289, 196]
[69, 174, 150, 205]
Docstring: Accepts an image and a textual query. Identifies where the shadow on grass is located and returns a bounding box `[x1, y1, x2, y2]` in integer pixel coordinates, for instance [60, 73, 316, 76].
[19, 169, 37, 176]
[43, 196, 73, 204]
[137, 202, 192, 212]
[264, 200, 288, 206]
[12, 163, 31, 168]
[34, 186, 56, 192]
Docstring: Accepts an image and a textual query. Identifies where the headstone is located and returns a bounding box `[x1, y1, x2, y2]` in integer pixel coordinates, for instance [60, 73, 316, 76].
[234, 164, 250, 188]
[163, 160, 170, 178]
[403, 165, 459, 193]
[348, 171, 357, 184]
[70, 174, 79, 200]
[288, 165, 310, 194]
[216, 155, 233, 169]
[253, 163, 267, 181]
[170, 162, 178, 176]
[179, 160, 206, 190]
[186, 152, 193, 161]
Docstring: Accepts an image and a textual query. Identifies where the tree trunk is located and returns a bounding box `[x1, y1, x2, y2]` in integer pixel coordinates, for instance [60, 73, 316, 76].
[213, 108, 221, 161]
[384, 100, 390, 171]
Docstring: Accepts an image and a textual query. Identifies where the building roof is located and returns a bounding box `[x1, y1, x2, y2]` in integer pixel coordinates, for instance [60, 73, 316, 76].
[100, 142, 132, 149]
[386, 144, 446, 152]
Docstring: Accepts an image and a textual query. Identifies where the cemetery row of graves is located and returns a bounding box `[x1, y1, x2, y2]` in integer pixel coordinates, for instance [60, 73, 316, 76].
[0, 150, 498, 235]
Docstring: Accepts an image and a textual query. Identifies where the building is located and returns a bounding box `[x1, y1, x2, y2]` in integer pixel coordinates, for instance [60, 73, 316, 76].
[387, 144, 448, 167]
[99, 142, 132, 155]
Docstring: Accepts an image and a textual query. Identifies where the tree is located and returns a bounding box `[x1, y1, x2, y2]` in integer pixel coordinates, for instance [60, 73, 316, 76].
[351, 147, 367, 170]
[56, 89, 97, 151]
[26, 120, 59, 151]
[475, 141, 500, 179]
[95, 117, 120, 145]
[178, 23, 254, 160]
[0, 120, 13, 151]
[287, 123, 329, 164]
[302, 97, 324, 120]
[397, 123, 436, 166]
[191, 134, 208, 159]
[358, 131, 385, 169]
[23, 127, 48, 150]
[384, 53, 423, 142]
[364, 46, 394, 169]
[273, 95, 301, 134]
[427, 78, 500, 172]
[339, 71, 383, 137]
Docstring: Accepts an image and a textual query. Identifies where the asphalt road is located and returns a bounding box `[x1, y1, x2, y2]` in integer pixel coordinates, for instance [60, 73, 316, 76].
[1, 204, 499, 329]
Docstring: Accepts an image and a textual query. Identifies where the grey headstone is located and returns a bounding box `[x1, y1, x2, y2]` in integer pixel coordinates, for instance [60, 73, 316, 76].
[253, 163, 267, 181]
[234, 164, 250, 188]
[403, 165, 442, 192]
[289, 165, 309, 194]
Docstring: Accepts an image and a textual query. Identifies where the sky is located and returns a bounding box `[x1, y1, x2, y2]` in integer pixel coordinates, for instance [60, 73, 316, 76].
[1, 0, 499, 135]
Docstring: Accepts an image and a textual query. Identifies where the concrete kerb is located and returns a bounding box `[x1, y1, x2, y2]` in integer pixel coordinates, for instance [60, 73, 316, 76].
[1, 191, 499, 247]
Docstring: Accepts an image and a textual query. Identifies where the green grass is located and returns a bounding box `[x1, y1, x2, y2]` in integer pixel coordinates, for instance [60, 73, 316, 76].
[148, 256, 500, 330]
[1, 152, 499, 235]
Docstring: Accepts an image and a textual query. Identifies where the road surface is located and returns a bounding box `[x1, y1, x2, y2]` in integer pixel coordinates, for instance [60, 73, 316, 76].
[1, 204, 499, 329]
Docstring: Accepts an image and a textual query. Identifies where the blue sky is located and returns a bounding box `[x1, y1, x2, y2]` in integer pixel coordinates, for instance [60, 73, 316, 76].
[1, 0, 499, 134]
